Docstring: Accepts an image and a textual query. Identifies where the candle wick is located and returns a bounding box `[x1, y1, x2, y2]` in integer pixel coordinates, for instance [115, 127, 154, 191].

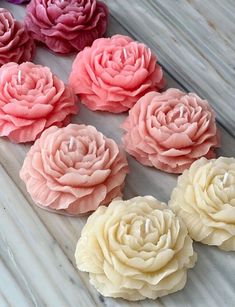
[179, 106, 184, 118]
[18, 70, 22, 84]
[145, 218, 151, 234]
[222, 172, 229, 186]
[69, 136, 75, 151]
[123, 48, 127, 60]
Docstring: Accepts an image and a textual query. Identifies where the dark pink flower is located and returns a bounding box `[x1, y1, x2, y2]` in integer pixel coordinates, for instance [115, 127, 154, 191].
[0, 8, 35, 66]
[25, 0, 109, 54]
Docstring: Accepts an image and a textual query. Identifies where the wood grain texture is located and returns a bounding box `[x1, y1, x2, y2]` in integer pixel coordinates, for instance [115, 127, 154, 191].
[0, 2, 234, 307]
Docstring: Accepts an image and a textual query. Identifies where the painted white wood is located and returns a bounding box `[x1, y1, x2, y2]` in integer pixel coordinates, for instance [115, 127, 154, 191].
[0, 2, 234, 307]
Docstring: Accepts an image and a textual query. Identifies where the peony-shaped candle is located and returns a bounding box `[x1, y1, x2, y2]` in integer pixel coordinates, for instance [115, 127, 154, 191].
[122, 89, 220, 173]
[20, 124, 129, 216]
[75, 196, 197, 301]
[0, 9, 35, 66]
[0, 62, 78, 143]
[69, 35, 165, 113]
[169, 157, 235, 251]
[24, 0, 109, 54]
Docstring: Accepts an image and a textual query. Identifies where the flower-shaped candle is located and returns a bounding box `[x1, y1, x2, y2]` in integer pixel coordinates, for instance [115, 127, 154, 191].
[69, 35, 165, 113]
[24, 0, 109, 54]
[0, 62, 78, 143]
[0, 9, 35, 66]
[75, 196, 197, 300]
[169, 157, 235, 251]
[20, 124, 129, 216]
[122, 89, 220, 173]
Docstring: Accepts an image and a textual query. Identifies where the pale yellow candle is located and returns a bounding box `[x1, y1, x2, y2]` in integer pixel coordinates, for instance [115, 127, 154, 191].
[169, 157, 235, 251]
[75, 196, 197, 301]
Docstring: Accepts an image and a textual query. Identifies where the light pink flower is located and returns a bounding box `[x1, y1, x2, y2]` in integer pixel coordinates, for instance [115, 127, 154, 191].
[0, 62, 78, 143]
[69, 35, 165, 113]
[25, 0, 109, 54]
[20, 124, 129, 216]
[0, 9, 35, 66]
[122, 89, 220, 173]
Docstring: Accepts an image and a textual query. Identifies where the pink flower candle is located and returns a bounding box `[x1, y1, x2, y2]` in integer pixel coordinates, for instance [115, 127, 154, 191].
[69, 35, 165, 113]
[122, 89, 220, 173]
[20, 124, 129, 216]
[24, 0, 109, 54]
[0, 62, 78, 143]
[0, 9, 35, 66]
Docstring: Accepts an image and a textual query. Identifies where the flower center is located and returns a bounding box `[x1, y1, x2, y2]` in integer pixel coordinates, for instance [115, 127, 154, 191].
[222, 172, 229, 187]
[68, 136, 75, 151]
[209, 171, 235, 206]
[145, 218, 151, 234]
[17, 70, 22, 85]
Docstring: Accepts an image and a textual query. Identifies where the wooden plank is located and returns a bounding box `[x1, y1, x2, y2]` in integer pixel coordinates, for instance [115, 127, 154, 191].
[0, 165, 99, 307]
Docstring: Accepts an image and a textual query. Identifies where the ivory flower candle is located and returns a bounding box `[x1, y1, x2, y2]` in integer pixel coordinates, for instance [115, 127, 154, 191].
[0, 62, 78, 143]
[20, 124, 129, 216]
[25, 0, 109, 54]
[75, 196, 197, 301]
[122, 89, 220, 173]
[169, 157, 235, 251]
[69, 35, 165, 113]
[0, 9, 35, 66]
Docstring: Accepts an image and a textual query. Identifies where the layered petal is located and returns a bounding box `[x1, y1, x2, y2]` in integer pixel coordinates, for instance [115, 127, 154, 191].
[25, 0, 109, 53]
[0, 62, 78, 143]
[20, 124, 129, 215]
[69, 34, 165, 113]
[122, 89, 220, 173]
[0, 9, 35, 66]
[169, 157, 235, 251]
[75, 196, 197, 300]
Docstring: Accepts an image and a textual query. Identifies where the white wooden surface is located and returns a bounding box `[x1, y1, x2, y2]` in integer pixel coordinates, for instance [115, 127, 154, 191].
[0, 2, 234, 307]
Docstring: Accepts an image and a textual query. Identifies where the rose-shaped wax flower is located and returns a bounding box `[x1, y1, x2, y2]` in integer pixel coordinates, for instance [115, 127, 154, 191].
[122, 89, 220, 173]
[69, 35, 165, 113]
[0, 62, 78, 143]
[24, 0, 109, 54]
[20, 124, 129, 215]
[75, 196, 197, 300]
[7, 0, 30, 3]
[169, 157, 235, 251]
[0, 9, 35, 66]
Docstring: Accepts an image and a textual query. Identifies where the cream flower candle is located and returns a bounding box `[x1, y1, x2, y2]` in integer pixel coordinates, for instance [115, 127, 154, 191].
[69, 35, 165, 113]
[20, 124, 129, 216]
[0, 9, 35, 66]
[75, 196, 197, 300]
[0, 62, 78, 143]
[25, 0, 109, 54]
[122, 89, 220, 173]
[169, 157, 235, 251]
